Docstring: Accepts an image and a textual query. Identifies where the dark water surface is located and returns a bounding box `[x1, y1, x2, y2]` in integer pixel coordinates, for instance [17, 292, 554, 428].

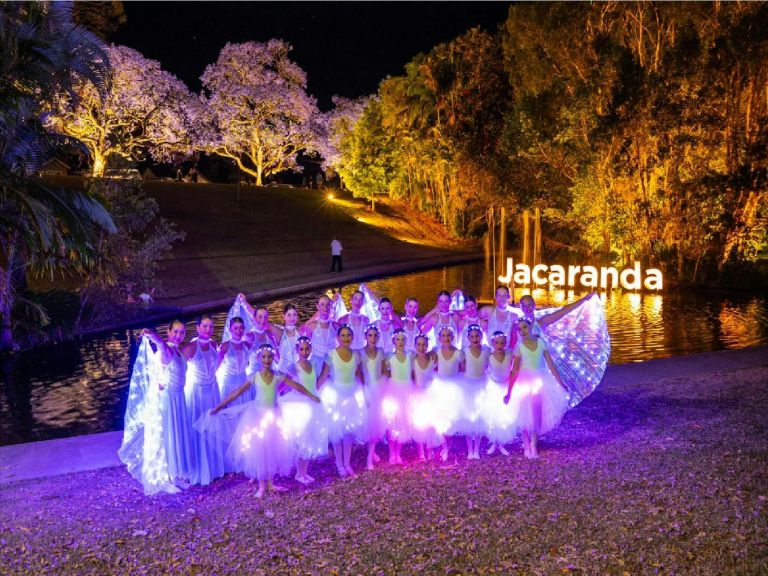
[2, 262, 766, 446]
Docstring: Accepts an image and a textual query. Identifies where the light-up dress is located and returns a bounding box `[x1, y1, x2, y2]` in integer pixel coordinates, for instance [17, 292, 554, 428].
[217, 340, 253, 406]
[281, 360, 329, 460]
[481, 351, 517, 444]
[119, 339, 196, 494]
[425, 347, 465, 436]
[458, 346, 490, 436]
[185, 341, 225, 485]
[506, 338, 569, 436]
[383, 352, 413, 442]
[320, 348, 367, 442]
[359, 347, 387, 441]
[409, 354, 442, 447]
[225, 371, 295, 481]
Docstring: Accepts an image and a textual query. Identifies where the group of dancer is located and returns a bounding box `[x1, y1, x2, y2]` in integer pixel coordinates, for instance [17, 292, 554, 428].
[118, 284, 610, 496]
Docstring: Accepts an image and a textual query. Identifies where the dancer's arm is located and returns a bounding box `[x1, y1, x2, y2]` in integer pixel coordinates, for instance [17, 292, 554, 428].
[140, 329, 173, 364]
[503, 356, 522, 404]
[539, 292, 597, 328]
[316, 361, 330, 387]
[217, 341, 229, 368]
[182, 340, 197, 361]
[236, 293, 256, 320]
[212, 380, 251, 414]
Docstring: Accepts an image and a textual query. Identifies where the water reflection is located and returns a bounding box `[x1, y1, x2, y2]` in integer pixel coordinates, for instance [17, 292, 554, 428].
[1, 262, 766, 445]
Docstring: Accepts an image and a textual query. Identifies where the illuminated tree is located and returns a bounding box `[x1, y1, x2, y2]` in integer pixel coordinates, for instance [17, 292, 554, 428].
[44, 44, 202, 176]
[199, 40, 321, 186]
[0, 1, 115, 351]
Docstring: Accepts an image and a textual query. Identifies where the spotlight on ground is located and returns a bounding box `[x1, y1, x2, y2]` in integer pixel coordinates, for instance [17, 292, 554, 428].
[327, 193, 335, 201]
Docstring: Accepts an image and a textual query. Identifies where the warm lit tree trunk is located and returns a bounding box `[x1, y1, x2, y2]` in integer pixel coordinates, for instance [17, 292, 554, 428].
[92, 152, 106, 177]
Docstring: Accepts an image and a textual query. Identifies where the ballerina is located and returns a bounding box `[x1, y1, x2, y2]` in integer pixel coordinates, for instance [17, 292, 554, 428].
[276, 303, 301, 373]
[401, 297, 421, 352]
[317, 325, 367, 478]
[182, 315, 226, 485]
[217, 317, 254, 407]
[478, 285, 519, 349]
[409, 333, 440, 461]
[383, 329, 414, 465]
[460, 324, 490, 460]
[482, 331, 515, 456]
[359, 324, 387, 470]
[118, 320, 196, 494]
[457, 295, 488, 350]
[430, 324, 465, 462]
[419, 291, 461, 349]
[336, 290, 370, 350]
[283, 336, 329, 485]
[210, 344, 321, 498]
[300, 294, 339, 363]
[503, 319, 570, 459]
[374, 298, 402, 355]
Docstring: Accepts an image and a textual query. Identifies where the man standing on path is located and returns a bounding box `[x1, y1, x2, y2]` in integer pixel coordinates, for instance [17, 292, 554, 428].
[330, 235, 343, 272]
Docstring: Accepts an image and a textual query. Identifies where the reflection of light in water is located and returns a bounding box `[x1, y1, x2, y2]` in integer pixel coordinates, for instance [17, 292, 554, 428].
[719, 299, 767, 348]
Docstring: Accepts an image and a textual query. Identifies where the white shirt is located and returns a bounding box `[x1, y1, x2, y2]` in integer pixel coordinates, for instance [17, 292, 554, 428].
[331, 239, 343, 256]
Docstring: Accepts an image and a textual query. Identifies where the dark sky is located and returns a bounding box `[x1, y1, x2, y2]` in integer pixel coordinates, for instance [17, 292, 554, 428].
[112, 2, 512, 110]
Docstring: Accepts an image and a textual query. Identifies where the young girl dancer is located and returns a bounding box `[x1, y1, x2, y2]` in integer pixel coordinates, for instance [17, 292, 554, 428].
[284, 336, 329, 485]
[359, 324, 387, 470]
[277, 303, 301, 373]
[457, 296, 488, 349]
[401, 297, 421, 352]
[503, 319, 570, 459]
[211, 344, 321, 498]
[301, 294, 338, 362]
[336, 291, 370, 350]
[373, 297, 402, 354]
[183, 315, 226, 485]
[217, 317, 254, 406]
[483, 331, 514, 456]
[431, 325, 465, 462]
[317, 325, 367, 478]
[461, 324, 489, 460]
[410, 333, 440, 461]
[383, 329, 414, 465]
[480, 285, 518, 349]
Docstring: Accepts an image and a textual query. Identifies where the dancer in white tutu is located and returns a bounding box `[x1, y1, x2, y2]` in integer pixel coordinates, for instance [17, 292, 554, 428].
[317, 325, 367, 478]
[359, 324, 387, 470]
[431, 325, 465, 462]
[301, 294, 339, 363]
[276, 303, 301, 373]
[119, 321, 196, 494]
[383, 329, 414, 464]
[336, 290, 370, 350]
[209, 344, 321, 498]
[479, 285, 518, 349]
[483, 331, 514, 456]
[283, 337, 329, 485]
[457, 295, 488, 349]
[217, 317, 254, 407]
[503, 319, 570, 459]
[409, 333, 441, 461]
[420, 291, 461, 350]
[460, 324, 490, 460]
[401, 297, 421, 352]
[373, 297, 402, 354]
[182, 315, 226, 485]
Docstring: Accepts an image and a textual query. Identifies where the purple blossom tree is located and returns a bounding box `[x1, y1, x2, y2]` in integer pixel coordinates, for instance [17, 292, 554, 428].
[44, 44, 202, 176]
[317, 95, 369, 174]
[199, 39, 320, 185]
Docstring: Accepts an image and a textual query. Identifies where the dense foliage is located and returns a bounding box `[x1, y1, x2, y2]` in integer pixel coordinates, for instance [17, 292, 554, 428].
[328, 2, 768, 285]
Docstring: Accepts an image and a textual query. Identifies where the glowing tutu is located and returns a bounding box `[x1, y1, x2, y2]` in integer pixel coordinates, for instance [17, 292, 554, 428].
[321, 381, 367, 443]
[363, 376, 388, 441]
[421, 377, 464, 437]
[506, 367, 569, 436]
[279, 392, 329, 460]
[480, 378, 517, 444]
[453, 376, 488, 436]
[226, 404, 295, 481]
[380, 378, 413, 442]
[408, 387, 444, 447]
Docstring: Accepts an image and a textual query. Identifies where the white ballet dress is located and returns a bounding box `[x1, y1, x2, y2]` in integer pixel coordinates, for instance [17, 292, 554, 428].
[506, 338, 569, 436]
[482, 351, 516, 444]
[458, 346, 490, 435]
[344, 313, 369, 351]
[309, 321, 337, 364]
[374, 319, 396, 354]
[281, 361, 329, 460]
[487, 308, 516, 347]
[184, 341, 225, 485]
[157, 346, 196, 481]
[426, 347, 465, 436]
[277, 326, 300, 373]
[383, 352, 413, 442]
[409, 354, 442, 447]
[320, 348, 367, 442]
[401, 317, 420, 352]
[217, 340, 253, 406]
[359, 347, 387, 441]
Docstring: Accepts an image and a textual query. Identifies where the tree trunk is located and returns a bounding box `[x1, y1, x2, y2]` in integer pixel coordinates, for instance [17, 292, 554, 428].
[92, 152, 106, 177]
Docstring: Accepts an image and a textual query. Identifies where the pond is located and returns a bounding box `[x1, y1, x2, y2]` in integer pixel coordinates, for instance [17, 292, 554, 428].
[1, 261, 766, 446]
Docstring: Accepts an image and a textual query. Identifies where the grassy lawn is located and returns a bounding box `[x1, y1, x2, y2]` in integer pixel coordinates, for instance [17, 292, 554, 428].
[1, 364, 766, 575]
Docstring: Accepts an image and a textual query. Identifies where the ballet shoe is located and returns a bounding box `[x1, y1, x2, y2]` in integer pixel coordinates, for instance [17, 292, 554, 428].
[499, 445, 510, 456]
[389, 455, 397, 465]
[523, 447, 532, 459]
[344, 465, 357, 478]
[486, 444, 497, 455]
[467, 452, 479, 460]
[295, 474, 311, 486]
[174, 477, 191, 490]
[165, 484, 181, 494]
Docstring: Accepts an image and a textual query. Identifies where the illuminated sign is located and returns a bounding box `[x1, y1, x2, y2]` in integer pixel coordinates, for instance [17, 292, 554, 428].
[498, 258, 663, 291]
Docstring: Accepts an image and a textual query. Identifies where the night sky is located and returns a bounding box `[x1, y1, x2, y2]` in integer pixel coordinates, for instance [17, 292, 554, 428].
[112, 2, 512, 110]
